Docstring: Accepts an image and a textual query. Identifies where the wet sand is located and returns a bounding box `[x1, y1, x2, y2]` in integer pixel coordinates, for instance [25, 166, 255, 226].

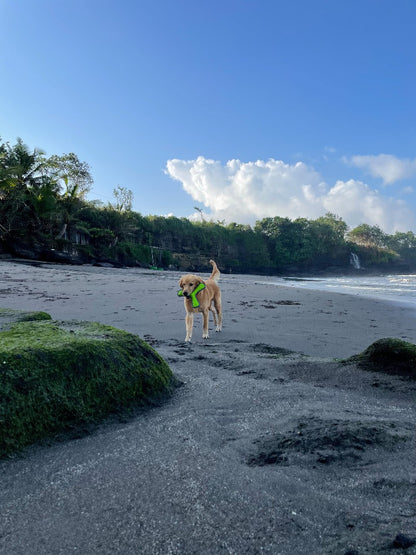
[0, 260, 415, 554]
[1, 260, 415, 357]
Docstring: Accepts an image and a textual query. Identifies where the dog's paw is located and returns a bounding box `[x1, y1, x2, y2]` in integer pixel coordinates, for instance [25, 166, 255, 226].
[185, 336, 192, 342]
[215, 326, 222, 332]
[202, 333, 209, 339]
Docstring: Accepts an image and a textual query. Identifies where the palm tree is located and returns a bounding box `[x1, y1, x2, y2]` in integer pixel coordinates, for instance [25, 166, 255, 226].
[0, 138, 60, 247]
[55, 178, 89, 241]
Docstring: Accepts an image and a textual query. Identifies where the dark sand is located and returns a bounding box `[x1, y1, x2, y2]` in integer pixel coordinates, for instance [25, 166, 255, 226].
[0, 261, 415, 554]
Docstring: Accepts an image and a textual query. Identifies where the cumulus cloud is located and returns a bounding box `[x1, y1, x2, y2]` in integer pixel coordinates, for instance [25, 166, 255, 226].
[323, 179, 413, 232]
[348, 154, 416, 184]
[166, 156, 415, 233]
[166, 157, 326, 222]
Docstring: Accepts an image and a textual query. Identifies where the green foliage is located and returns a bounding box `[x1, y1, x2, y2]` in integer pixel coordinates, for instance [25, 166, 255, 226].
[0, 315, 174, 456]
[42, 152, 93, 199]
[254, 214, 350, 270]
[385, 231, 416, 266]
[89, 227, 117, 248]
[347, 224, 388, 248]
[2, 136, 416, 273]
[0, 137, 91, 251]
[114, 241, 152, 266]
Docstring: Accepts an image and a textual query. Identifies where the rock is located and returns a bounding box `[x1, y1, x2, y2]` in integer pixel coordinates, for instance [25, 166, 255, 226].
[12, 246, 39, 259]
[93, 261, 114, 268]
[345, 338, 416, 378]
[0, 308, 52, 331]
[0, 309, 175, 456]
[40, 249, 84, 265]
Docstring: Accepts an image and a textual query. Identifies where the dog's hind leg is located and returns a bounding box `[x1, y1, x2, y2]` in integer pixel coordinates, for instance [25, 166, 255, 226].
[209, 306, 218, 327]
[213, 295, 222, 332]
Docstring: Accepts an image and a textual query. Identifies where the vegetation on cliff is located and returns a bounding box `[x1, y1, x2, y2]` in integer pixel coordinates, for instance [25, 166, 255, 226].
[1, 136, 416, 273]
[0, 310, 175, 457]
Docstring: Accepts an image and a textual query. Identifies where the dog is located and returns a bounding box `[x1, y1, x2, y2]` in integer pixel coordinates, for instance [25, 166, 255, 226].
[178, 259, 222, 342]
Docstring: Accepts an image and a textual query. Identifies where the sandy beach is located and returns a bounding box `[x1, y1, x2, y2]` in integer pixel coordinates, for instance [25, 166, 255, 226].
[0, 260, 415, 554]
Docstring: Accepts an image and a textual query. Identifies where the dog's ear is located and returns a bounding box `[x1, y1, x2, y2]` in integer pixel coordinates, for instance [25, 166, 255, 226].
[178, 278, 183, 288]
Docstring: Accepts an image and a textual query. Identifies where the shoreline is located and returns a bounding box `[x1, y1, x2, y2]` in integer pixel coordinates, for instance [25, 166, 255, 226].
[252, 273, 416, 309]
[3, 253, 416, 278]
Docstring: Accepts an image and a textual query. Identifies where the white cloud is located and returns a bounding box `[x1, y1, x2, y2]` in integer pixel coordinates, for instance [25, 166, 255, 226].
[166, 156, 415, 233]
[166, 156, 326, 222]
[348, 154, 416, 184]
[323, 180, 413, 232]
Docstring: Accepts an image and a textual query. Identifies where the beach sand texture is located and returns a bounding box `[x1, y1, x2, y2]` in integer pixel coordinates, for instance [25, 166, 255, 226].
[0, 261, 415, 554]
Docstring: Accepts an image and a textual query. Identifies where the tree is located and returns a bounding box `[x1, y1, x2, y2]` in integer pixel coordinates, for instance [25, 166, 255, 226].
[254, 216, 292, 238]
[387, 231, 416, 251]
[43, 152, 93, 199]
[111, 186, 133, 212]
[310, 213, 349, 259]
[55, 193, 88, 241]
[0, 138, 59, 245]
[254, 217, 299, 268]
[386, 231, 416, 266]
[194, 206, 205, 222]
[347, 224, 388, 248]
[315, 213, 348, 240]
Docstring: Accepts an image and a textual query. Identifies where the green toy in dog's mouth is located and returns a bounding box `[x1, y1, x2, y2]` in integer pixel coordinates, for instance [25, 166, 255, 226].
[177, 282, 205, 308]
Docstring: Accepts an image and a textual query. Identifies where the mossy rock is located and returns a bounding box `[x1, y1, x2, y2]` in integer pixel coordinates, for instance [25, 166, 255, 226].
[346, 338, 416, 378]
[0, 308, 52, 331]
[0, 312, 175, 457]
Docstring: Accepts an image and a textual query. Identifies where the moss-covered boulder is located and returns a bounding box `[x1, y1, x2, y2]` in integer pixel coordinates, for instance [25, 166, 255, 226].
[346, 338, 416, 378]
[0, 310, 175, 456]
[0, 308, 52, 331]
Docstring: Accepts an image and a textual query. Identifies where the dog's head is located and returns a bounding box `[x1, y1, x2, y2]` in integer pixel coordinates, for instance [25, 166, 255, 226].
[178, 274, 204, 298]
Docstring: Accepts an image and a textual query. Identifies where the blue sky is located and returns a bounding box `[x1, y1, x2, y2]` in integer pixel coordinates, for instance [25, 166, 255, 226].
[1, 0, 416, 232]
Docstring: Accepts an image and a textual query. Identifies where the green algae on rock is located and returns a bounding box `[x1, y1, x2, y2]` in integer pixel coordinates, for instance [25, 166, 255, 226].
[0, 308, 52, 331]
[346, 338, 416, 378]
[0, 312, 175, 457]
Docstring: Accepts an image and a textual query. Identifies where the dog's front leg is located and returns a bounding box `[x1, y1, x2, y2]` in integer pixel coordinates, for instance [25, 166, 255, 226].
[202, 310, 210, 339]
[185, 312, 194, 342]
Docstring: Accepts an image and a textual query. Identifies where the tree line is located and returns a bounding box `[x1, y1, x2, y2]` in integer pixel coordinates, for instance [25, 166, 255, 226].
[1, 137, 416, 274]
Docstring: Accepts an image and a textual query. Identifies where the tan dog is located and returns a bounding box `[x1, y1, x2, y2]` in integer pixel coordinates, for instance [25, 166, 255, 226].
[178, 259, 222, 342]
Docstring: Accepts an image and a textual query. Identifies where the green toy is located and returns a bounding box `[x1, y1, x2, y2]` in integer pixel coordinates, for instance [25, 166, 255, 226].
[177, 282, 206, 308]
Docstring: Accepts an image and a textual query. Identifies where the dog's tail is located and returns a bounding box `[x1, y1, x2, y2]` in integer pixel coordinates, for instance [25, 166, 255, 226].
[209, 259, 220, 282]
